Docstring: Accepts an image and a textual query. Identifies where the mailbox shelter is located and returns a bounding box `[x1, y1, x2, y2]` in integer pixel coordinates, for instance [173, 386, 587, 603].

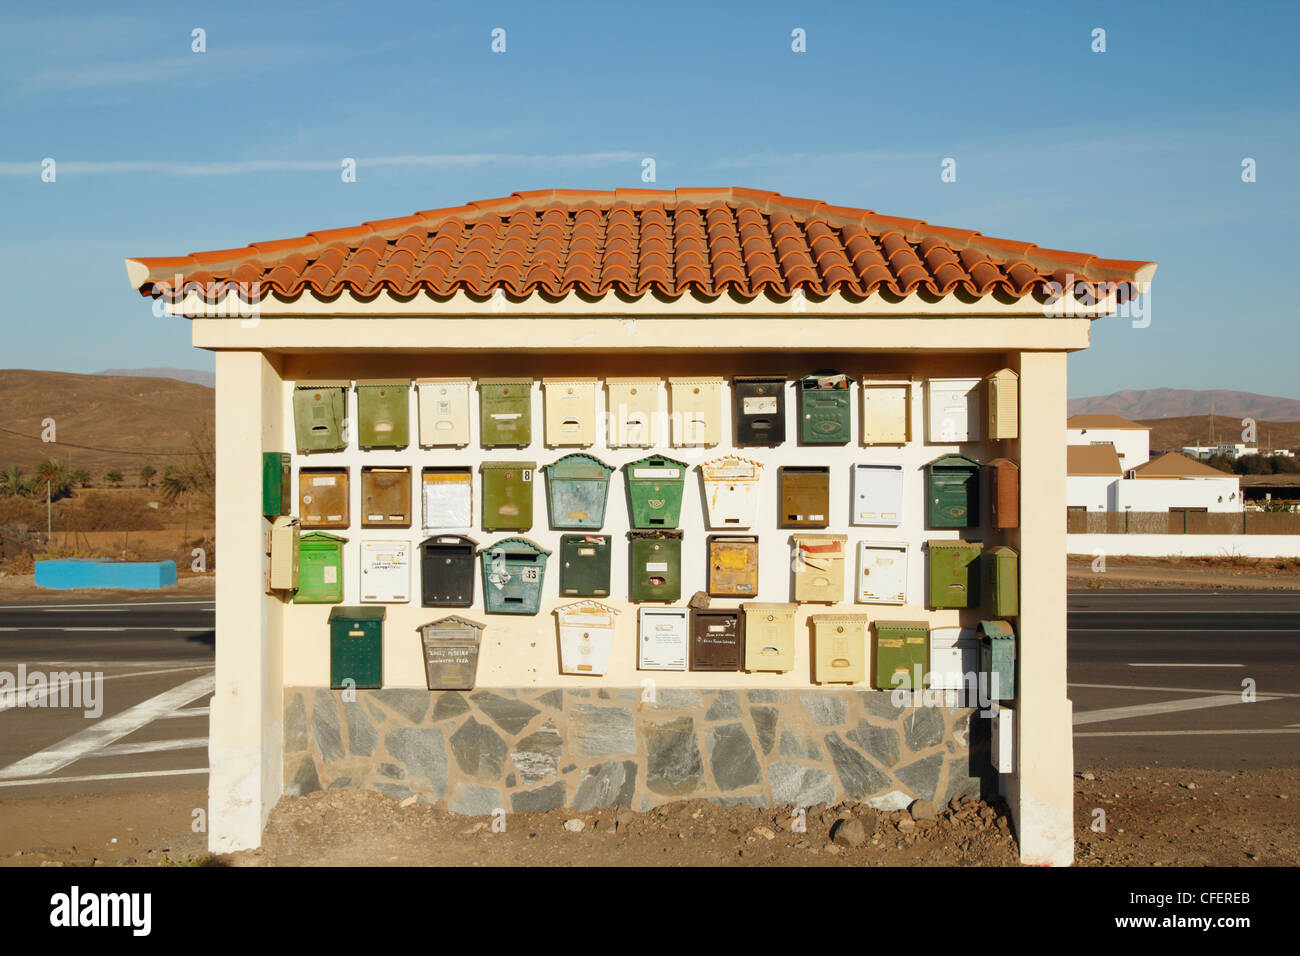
[131, 186, 1153, 864]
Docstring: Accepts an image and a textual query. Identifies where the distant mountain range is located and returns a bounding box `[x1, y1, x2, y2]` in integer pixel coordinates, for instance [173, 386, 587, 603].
[95, 367, 215, 389]
[1069, 388, 1300, 422]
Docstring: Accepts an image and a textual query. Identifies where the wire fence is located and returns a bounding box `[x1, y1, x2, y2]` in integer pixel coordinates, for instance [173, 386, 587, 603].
[1067, 510, 1300, 534]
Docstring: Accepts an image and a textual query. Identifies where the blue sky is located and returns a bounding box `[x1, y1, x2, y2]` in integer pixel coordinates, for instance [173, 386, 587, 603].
[2, 0, 1297, 399]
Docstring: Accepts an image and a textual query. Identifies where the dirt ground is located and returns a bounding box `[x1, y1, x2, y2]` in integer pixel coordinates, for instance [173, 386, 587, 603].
[1067, 554, 1300, 590]
[0, 571, 214, 602]
[2, 766, 1293, 867]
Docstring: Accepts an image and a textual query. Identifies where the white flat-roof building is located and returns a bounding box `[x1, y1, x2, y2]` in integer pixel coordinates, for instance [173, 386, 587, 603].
[1066, 414, 1150, 471]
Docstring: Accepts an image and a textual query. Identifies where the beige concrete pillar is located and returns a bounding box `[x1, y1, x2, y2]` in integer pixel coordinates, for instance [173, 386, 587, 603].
[1006, 350, 1075, 865]
[208, 350, 285, 852]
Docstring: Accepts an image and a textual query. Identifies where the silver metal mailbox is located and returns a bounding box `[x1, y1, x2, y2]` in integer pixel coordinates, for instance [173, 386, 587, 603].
[418, 616, 485, 690]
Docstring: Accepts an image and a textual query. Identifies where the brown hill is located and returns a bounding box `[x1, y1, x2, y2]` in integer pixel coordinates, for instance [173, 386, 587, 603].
[1070, 388, 1300, 421]
[0, 370, 214, 480]
[1141, 415, 1300, 455]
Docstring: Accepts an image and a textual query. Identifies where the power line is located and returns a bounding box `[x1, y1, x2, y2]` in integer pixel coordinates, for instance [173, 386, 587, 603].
[0, 425, 201, 458]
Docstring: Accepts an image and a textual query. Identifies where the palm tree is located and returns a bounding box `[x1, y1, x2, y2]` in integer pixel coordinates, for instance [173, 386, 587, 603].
[36, 459, 68, 497]
[0, 465, 26, 498]
[72, 468, 91, 488]
[139, 465, 157, 488]
[105, 469, 123, 488]
[159, 463, 200, 542]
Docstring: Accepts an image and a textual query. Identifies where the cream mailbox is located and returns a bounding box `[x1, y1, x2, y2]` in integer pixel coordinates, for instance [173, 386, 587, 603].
[986, 368, 1019, 440]
[419, 616, 484, 690]
[606, 377, 660, 447]
[669, 376, 724, 446]
[542, 378, 598, 447]
[699, 455, 764, 528]
[359, 539, 411, 603]
[416, 377, 471, 448]
[422, 467, 472, 530]
[812, 614, 867, 685]
[926, 377, 981, 443]
[267, 516, 300, 592]
[638, 607, 689, 671]
[992, 707, 1015, 774]
[792, 533, 847, 603]
[556, 601, 620, 676]
[860, 376, 911, 445]
[856, 540, 908, 605]
[852, 462, 903, 526]
[742, 603, 797, 673]
[929, 625, 979, 692]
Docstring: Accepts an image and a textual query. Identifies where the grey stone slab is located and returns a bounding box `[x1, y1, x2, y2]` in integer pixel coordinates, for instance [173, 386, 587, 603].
[902, 707, 945, 753]
[825, 732, 891, 799]
[327, 776, 352, 790]
[453, 784, 503, 817]
[644, 717, 704, 796]
[384, 727, 448, 798]
[538, 690, 563, 710]
[654, 689, 704, 709]
[942, 772, 984, 806]
[746, 689, 779, 703]
[708, 723, 763, 791]
[711, 794, 772, 809]
[845, 719, 900, 768]
[377, 763, 405, 780]
[751, 706, 778, 756]
[597, 689, 611, 699]
[375, 783, 413, 800]
[568, 689, 591, 698]
[470, 691, 541, 735]
[311, 689, 344, 762]
[859, 690, 904, 720]
[950, 710, 972, 748]
[613, 689, 639, 701]
[343, 700, 378, 757]
[705, 690, 740, 721]
[285, 755, 320, 796]
[511, 723, 563, 784]
[433, 692, 470, 721]
[570, 704, 636, 758]
[895, 753, 945, 801]
[284, 693, 307, 752]
[800, 693, 848, 727]
[450, 718, 508, 781]
[505, 773, 516, 788]
[778, 729, 822, 761]
[767, 762, 836, 807]
[364, 700, 387, 725]
[374, 689, 430, 724]
[511, 781, 566, 813]
[572, 760, 638, 811]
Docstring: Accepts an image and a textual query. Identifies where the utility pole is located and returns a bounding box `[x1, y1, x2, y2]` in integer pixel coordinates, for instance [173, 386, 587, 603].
[46, 480, 52, 542]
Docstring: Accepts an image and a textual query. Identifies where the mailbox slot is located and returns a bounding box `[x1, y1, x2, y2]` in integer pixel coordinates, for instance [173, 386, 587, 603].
[299, 468, 349, 529]
[638, 607, 689, 671]
[556, 601, 619, 676]
[418, 615, 485, 690]
[559, 534, 611, 597]
[926, 453, 981, 529]
[980, 619, 1017, 700]
[267, 515, 300, 592]
[625, 455, 687, 529]
[690, 609, 743, 672]
[741, 603, 797, 673]
[812, 614, 867, 685]
[419, 534, 478, 607]
[860, 377, 912, 445]
[481, 461, 536, 532]
[361, 466, 411, 528]
[355, 379, 410, 450]
[669, 376, 724, 447]
[606, 377, 660, 447]
[544, 454, 613, 530]
[792, 533, 847, 603]
[294, 532, 347, 604]
[360, 538, 411, 603]
[797, 371, 854, 445]
[926, 377, 981, 443]
[928, 540, 983, 609]
[262, 452, 291, 517]
[873, 620, 928, 690]
[292, 380, 348, 453]
[329, 606, 385, 689]
[985, 545, 1019, 616]
[852, 462, 904, 527]
[422, 467, 472, 530]
[479, 537, 550, 615]
[929, 626, 979, 692]
[779, 466, 830, 528]
[986, 368, 1019, 440]
[699, 455, 763, 528]
[628, 530, 683, 603]
[856, 540, 908, 605]
[479, 378, 533, 448]
[988, 457, 1020, 529]
[542, 378, 598, 447]
[415, 377, 471, 448]
[707, 534, 759, 597]
[733, 376, 786, 446]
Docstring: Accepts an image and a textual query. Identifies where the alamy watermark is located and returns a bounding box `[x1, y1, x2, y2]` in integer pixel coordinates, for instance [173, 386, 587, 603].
[0, 665, 103, 718]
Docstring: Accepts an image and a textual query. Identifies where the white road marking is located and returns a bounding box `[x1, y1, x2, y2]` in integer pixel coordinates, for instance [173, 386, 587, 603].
[0, 767, 207, 788]
[0, 601, 213, 610]
[1073, 694, 1276, 726]
[0, 664, 215, 712]
[0, 673, 215, 779]
[91, 737, 207, 757]
[1128, 663, 1244, 668]
[0, 660, 210, 668]
[158, 707, 210, 718]
[1069, 682, 1300, 699]
[0, 626, 209, 632]
[1076, 729, 1300, 737]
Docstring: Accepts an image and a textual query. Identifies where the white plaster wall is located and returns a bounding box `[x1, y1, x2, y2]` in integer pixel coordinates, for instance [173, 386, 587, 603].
[1112, 477, 1242, 513]
[1066, 427, 1149, 470]
[1067, 533, 1300, 557]
[1066, 476, 1114, 511]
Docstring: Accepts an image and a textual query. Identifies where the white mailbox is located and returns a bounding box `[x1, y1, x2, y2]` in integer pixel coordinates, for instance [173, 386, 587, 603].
[699, 455, 764, 528]
[638, 606, 689, 671]
[992, 707, 1016, 774]
[416, 377, 471, 447]
[926, 377, 981, 443]
[360, 539, 411, 603]
[556, 601, 620, 676]
[542, 377, 598, 447]
[860, 377, 912, 445]
[856, 540, 908, 605]
[669, 376, 724, 446]
[929, 625, 978, 693]
[422, 467, 472, 530]
[852, 462, 903, 526]
[606, 377, 661, 447]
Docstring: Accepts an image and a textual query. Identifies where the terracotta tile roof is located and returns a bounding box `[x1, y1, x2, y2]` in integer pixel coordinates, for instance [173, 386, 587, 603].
[1132, 452, 1238, 479]
[124, 188, 1156, 304]
[1067, 414, 1152, 431]
[1067, 445, 1123, 477]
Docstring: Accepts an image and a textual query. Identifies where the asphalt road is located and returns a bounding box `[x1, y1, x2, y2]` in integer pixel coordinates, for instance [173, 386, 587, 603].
[0, 589, 1294, 801]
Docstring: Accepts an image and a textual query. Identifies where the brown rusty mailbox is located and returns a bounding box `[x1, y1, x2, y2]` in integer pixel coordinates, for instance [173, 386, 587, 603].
[360, 466, 411, 528]
[691, 608, 744, 672]
[778, 466, 830, 528]
[707, 535, 759, 598]
[988, 457, 1020, 529]
[418, 616, 485, 690]
[299, 468, 349, 529]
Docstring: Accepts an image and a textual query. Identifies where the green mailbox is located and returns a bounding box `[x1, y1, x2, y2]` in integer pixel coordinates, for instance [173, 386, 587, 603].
[544, 454, 614, 530]
[628, 530, 683, 603]
[797, 371, 854, 444]
[329, 606, 385, 689]
[928, 540, 982, 609]
[559, 533, 611, 598]
[294, 532, 347, 604]
[979, 619, 1016, 699]
[479, 537, 550, 614]
[355, 379, 410, 450]
[262, 452, 291, 517]
[985, 545, 1019, 617]
[481, 461, 536, 532]
[293, 380, 348, 453]
[873, 620, 929, 690]
[625, 455, 687, 529]
[926, 453, 981, 528]
[480, 378, 533, 448]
